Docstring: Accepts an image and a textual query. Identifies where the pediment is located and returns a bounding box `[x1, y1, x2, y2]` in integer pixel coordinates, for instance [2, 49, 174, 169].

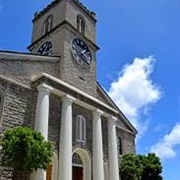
[96, 82, 137, 134]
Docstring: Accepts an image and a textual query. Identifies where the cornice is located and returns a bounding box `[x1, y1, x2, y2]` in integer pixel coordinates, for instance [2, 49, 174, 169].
[27, 20, 99, 51]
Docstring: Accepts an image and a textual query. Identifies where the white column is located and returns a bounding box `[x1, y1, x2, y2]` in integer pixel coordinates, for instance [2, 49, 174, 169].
[35, 84, 52, 140]
[108, 116, 120, 180]
[31, 84, 53, 180]
[59, 95, 76, 180]
[93, 109, 104, 180]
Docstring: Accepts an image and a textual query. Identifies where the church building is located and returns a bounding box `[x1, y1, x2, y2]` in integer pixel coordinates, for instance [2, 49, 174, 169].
[0, 0, 137, 180]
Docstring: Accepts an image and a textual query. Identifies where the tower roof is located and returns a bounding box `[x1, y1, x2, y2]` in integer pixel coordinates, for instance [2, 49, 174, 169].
[33, 0, 96, 22]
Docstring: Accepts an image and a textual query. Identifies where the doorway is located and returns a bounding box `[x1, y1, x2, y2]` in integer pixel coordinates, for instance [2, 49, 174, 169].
[73, 166, 83, 180]
[46, 164, 52, 180]
[72, 149, 91, 180]
[72, 152, 83, 180]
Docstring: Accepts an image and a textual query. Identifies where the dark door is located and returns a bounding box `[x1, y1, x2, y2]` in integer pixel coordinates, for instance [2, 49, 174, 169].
[46, 164, 52, 180]
[72, 166, 83, 180]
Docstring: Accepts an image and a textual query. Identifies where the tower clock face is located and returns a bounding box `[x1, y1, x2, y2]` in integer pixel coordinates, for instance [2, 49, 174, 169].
[37, 41, 53, 55]
[71, 38, 92, 68]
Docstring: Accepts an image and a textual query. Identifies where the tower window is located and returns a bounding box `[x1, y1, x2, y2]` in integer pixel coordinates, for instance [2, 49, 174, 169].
[43, 15, 53, 36]
[77, 15, 85, 35]
[117, 137, 123, 156]
[76, 115, 86, 143]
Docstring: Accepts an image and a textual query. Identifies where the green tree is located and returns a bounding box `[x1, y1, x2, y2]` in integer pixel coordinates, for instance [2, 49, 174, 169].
[140, 153, 163, 180]
[119, 153, 163, 180]
[120, 154, 142, 180]
[0, 127, 53, 173]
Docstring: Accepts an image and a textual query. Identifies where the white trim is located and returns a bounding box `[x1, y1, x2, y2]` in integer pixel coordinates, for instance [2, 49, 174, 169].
[72, 164, 83, 168]
[32, 73, 119, 115]
[97, 84, 138, 134]
[116, 125, 136, 135]
[38, 83, 54, 92]
[0, 51, 59, 61]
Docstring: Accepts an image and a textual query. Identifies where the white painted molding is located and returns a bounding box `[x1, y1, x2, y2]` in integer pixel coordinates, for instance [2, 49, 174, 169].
[93, 109, 104, 116]
[0, 51, 59, 61]
[107, 116, 118, 122]
[37, 83, 54, 92]
[32, 73, 118, 114]
[61, 94, 76, 103]
[116, 125, 136, 135]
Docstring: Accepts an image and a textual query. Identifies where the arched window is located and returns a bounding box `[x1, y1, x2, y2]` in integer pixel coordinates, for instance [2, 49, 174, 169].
[117, 137, 123, 156]
[43, 15, 53, 36]
[77, 15, 85, 35]
[72, 152, 83, 166]
[76, 115, 86, 143]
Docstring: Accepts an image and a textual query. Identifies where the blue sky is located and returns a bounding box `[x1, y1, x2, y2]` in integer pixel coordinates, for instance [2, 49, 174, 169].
[0, 0, 179, 179]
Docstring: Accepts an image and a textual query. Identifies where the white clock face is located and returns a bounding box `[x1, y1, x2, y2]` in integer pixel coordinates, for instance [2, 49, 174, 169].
[71, 38, 92, 68]
[37, 41, 53, 55]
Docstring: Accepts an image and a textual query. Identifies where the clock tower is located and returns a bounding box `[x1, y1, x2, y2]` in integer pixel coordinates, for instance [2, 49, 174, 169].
[28, 0, 99, 97]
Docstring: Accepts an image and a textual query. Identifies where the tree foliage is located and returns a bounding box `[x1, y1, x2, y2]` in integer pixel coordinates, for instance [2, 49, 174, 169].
[0, 127, 53, 173]
[120, 153, 163, 180]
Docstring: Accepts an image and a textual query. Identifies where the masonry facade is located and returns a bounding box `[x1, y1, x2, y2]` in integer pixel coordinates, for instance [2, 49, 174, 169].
[0, 0, 137, 180]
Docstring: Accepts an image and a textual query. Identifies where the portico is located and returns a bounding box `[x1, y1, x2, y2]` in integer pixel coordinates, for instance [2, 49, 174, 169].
[32, 73, 120, 180]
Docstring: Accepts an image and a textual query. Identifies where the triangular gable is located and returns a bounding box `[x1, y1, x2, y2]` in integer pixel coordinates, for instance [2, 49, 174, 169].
[97, 82, 138, 135]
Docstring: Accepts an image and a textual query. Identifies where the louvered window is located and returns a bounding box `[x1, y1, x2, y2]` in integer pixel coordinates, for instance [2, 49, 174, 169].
[77, 15, 85, 35]
[43, 15, 53, 36]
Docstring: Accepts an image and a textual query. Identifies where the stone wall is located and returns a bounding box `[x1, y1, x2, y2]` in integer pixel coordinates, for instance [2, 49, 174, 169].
[0, 79, 32, 180]
[59, 28, 97, 97]
[0, 54, 59, 86]
[0, 79, 32, 128]
[116, 127, 136, 155]
[48, 94, 62, 155]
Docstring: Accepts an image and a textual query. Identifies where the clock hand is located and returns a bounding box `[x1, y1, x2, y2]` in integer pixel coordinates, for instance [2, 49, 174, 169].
[80, 53, 90, 65]
[81, 50, 86, 54]
[81, 51, 91, 64]
[42, 45, 48, 55]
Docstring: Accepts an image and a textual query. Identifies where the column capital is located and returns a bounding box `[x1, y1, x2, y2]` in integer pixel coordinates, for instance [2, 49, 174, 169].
[93, 109, 103, 117]
[37, 83, 54, 93]
[61, 94, 76, 103]
[107, 116, 118, 122]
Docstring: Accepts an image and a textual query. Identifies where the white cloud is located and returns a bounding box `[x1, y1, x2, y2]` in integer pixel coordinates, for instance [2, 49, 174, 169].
[107, 56, 162, 135]
[150, 123, 180, 160]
